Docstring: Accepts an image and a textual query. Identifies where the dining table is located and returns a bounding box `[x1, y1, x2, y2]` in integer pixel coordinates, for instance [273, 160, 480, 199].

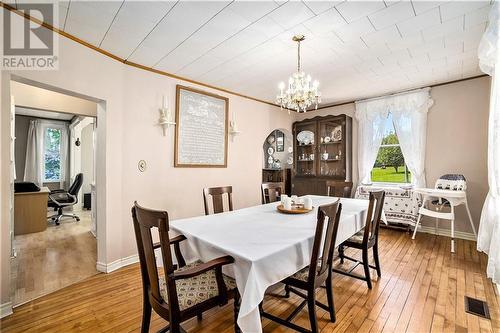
[168, 195, 370, 333]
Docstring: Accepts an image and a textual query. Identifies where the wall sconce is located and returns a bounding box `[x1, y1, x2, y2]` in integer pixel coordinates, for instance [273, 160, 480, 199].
[159, 95, 175, 136]
[229, 112, 241, 142]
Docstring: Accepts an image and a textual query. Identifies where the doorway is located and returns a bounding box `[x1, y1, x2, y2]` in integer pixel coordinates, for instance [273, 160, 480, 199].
[9, 78, 103, 306]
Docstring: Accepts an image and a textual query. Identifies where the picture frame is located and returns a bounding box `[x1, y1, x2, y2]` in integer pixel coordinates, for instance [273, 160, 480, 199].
[174, 85, 228, 168]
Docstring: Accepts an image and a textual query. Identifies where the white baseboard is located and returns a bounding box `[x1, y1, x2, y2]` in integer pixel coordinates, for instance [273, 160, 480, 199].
[418, 225, 477, 241]
[0, 302, 13, 318]
[96, 254, 139, 273]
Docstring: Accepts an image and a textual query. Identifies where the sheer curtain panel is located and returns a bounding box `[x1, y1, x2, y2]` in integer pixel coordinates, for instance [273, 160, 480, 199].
[354, 99, 388, 185]
[477, 2, 500, 285]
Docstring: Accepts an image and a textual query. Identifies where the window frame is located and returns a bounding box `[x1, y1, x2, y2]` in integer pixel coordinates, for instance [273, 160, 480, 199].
[370, 116, 411, 186]
[42, 123, 65, 183]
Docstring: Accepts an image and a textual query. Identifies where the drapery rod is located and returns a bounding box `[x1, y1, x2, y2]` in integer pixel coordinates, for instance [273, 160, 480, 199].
[355, 87, 431, 104]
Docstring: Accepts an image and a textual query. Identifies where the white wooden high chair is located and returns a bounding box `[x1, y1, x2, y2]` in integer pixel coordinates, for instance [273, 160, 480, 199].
[412, 174, 477, 253]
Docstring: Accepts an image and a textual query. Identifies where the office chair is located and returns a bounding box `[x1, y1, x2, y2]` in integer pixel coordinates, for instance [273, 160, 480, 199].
[48, 173, 83, 225]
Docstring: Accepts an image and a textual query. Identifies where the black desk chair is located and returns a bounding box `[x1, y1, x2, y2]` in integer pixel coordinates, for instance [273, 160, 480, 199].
[48, 173, 83, 225]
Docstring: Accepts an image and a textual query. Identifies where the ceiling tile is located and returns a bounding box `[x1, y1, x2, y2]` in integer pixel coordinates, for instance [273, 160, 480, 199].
[464, 4, 491, 29]
[411, 1, 444, 15]
[303, 1, 341, 15]
[100, 1, 176, 58]
[440, 1, 490, 22]
[267, 1, 315, 30]
[361, 25, 401, 48]
[155, 9, 253, 73]
[333, 17, 375, 42]
[422, 16, 463, 42]
[227, 1, 279, 22]
[303, 8, 346, 35]
[335, 1, 386, 23]
[397, 8, 441, 37]
[368, 1, 415, 30]
[65, 1, 123, 46]
[127, 1, 230, 66]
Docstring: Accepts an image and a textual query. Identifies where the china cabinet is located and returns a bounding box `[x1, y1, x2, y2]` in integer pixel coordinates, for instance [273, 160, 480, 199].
[292, 114, 352, 196]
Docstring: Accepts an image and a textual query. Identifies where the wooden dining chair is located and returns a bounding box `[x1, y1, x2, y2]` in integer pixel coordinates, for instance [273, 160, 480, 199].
[260, 200, 343, 333]
[203, 186, 233, 215]
[261, 182, 284, 204]
[132, 202, 240, 333]
[334, 190, 385, 289]
[326, 180, 353, 198]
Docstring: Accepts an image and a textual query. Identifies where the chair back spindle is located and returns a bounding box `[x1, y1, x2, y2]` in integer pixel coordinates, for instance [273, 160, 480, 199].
[132, 202, 177, 309]
[326, 181, 353, 198]
[203, 186, 233, 215]
[261, 182, 284, 204]
[362, 191, 386, 245]
[308, 200, 342, 285]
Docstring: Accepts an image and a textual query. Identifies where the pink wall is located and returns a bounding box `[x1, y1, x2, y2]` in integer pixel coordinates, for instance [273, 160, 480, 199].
[0, 10, 292, 305]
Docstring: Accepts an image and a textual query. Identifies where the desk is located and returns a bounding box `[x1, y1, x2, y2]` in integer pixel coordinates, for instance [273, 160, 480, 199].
[170, 195, 368, 333]
[14, 187, 49, 235]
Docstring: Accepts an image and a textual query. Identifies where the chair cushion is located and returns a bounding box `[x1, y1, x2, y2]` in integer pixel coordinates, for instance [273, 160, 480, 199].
[289, 262, 324, 282]
[290, 266, 310, 282]
[159, 261, 236, 311]
[345, 229, 365, 244]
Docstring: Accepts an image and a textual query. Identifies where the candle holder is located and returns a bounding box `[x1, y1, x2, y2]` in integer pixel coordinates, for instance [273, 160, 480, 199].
[159, 95, 175, 136]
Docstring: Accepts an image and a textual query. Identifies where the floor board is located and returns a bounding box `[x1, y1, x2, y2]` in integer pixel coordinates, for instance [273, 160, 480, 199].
[1, 230, 499, 333]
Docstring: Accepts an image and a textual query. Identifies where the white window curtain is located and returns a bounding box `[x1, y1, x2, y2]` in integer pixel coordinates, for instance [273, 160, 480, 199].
[23, 119, 70, 189]
[355, 89, 433, 187]
[477, 2, 500, 285]
[391, 89, 433, 188]
[23, 120, 43, 186]
[354, 99, 389, 185]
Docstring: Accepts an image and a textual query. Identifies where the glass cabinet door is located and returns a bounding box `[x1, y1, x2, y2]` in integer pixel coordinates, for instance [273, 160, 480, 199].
[318, 118, 346, 178]
[294, 122, 317, 176]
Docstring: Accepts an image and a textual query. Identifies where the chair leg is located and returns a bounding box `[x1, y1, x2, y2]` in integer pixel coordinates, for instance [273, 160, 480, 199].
[362, 249, 372, 289]
[338, 245, 344, 264]
[170, 321, 182, 333]
[412, 213, 422, 240]
[307, 291, 318, 333]
[197, 313, 203, 321]
[284, 284, 290, 298]
[141, 297, 152, 333]
[465, 201, 477, 238]
[234, 292, 241, 333]
[451, 204, 457, 253]
[325, 276, 336, 323]
[373, 243, 381, 278]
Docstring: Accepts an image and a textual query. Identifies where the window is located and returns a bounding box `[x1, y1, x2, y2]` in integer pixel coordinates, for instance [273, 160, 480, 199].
[43, 127, 62, 182]
[371, 113, 411, 183]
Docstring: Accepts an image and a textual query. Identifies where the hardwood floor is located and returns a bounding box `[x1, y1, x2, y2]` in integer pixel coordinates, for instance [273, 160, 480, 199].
[10, 208, 97, 306]
[1, 229, 498, 332]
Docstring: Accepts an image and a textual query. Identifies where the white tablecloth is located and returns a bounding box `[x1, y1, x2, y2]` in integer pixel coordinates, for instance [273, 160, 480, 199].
[355, 185, 421, 227]
[169, 195, 369, 333]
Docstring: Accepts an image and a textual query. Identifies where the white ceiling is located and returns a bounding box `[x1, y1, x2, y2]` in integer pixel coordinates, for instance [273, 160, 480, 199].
[15, 107, 75, 121]
[14, 0, 492, 105]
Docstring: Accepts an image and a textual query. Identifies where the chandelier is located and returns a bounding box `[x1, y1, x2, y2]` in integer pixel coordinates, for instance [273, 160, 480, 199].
[277, 35, 321, 113]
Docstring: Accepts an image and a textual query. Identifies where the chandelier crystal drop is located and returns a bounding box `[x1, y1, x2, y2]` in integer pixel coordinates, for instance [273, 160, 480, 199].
[276, 35, 321, 113]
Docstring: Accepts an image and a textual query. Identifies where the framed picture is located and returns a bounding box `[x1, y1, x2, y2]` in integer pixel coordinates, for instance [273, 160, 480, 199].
[174, 85, 228, 167]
